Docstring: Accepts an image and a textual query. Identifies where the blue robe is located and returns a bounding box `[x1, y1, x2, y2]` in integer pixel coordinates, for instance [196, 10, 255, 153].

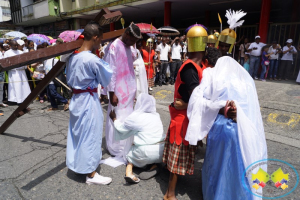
[202, 115, 253, 200]
[66, 51, 112, 174]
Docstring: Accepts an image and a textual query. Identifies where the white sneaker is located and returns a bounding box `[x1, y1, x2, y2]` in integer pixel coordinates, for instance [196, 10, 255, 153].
[86, 172, 112, 185]
[254, 77, 258, 80]
[149, 87, 153, 91]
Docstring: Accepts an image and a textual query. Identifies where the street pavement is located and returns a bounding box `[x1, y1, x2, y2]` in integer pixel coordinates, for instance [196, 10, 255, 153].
[0, 79, 300, 200]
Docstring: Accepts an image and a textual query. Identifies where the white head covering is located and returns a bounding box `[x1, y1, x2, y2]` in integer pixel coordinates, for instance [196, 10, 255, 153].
[186, 57, 267, 190]
[124, 93, 158, 131]
[16, 39, 25, 46]
[286, 39, 293, 43]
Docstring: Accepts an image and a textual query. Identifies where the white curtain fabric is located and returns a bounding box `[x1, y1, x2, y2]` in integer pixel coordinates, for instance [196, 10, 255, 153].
[186, 56, 267, 200]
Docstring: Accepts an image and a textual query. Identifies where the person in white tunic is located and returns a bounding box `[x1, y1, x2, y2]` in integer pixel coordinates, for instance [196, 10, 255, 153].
[4, 41, 31, 105]
[102, 23, 142, 168]
[109, 93, 165, 183]
[134, 40, 148, 98]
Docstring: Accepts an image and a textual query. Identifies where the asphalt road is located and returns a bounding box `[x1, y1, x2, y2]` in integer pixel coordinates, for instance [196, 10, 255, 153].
[0, 79, 300, 200]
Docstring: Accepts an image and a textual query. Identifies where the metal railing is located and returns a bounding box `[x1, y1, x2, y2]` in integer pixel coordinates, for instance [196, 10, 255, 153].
[268, 22, 300, 76]
[22, 4, 33, 17]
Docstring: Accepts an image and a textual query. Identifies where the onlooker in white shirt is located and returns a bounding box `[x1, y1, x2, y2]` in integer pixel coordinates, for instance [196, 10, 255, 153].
[169, 37, 182, 85]
[278, 39, 297, 80]
[156, 37, 171, 86]
[248, 36, 266, 79]
[267, 41, 281, 80]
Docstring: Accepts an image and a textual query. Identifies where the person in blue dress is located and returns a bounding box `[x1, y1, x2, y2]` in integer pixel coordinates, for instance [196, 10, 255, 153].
[186, 56, 267, 200]
[66, 22, 113, 185]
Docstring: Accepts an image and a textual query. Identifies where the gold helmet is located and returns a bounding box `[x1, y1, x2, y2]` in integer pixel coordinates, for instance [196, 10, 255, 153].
[187, 25, 208, 52]
[215, 9, 246, 53]
[146, 38, 153, 46]
[214, 32, 220, 38]
[207, 34, 218, 44]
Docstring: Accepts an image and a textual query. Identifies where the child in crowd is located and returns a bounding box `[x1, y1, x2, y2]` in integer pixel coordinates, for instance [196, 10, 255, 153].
[243, 54, 250, 72]
[260, 46, 271, 82]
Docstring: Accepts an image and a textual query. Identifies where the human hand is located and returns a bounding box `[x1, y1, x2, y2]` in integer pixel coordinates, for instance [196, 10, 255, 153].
[109, 110, 117, 121]
[226, 101, 237, 121]
[109, 92, 119, 107]
[174, 98, 188, 110]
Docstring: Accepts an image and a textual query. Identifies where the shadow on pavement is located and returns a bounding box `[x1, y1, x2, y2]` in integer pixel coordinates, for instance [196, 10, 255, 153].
[21, 162, 66, 191]
[1, 132, 66, 148]
[154, 146, 206, 200]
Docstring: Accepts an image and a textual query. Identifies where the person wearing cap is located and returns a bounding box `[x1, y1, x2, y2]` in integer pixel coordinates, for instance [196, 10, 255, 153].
[16, 39, 25, 51]
[169, 37, 183, 85]
[247, 35, 266, 79]
[268, 41, 282, 80]
[162, 25, 208, 200]
[278, 39, 297, 81]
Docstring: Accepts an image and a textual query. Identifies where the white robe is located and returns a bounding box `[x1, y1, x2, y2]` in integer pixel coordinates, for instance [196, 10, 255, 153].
[186, 56, 267, 200]
[102, 38, 137, 167]
[133, 50, 148, 98]
[113, 93, 165, 168]
[4, 49, 31, 104]
[66, 51, 113, 174]
[296, 70, 300, 83]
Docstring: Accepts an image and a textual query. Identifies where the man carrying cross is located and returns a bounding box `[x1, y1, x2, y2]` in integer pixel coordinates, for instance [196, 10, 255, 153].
[66, 22, 113, 185]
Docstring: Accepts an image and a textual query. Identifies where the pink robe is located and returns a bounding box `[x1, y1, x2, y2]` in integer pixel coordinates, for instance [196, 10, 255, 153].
[103, 38, 137, 167]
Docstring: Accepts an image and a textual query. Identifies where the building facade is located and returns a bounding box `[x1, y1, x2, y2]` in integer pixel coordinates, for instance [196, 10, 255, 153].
[0, 0, 11, 22]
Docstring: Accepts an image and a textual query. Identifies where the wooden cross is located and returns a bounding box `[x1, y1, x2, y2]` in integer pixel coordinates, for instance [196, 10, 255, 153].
[0, 8, 124, 134]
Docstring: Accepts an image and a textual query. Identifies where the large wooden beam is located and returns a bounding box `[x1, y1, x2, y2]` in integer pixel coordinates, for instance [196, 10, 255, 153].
[0, 7, 125, 135]
[0, 29, 125, 72]
[95, 8, 122, 26]
[0, 61, 66, 134]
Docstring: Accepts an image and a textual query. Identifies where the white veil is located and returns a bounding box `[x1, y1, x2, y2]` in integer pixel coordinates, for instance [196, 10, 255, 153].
[186, 56, 267, 188]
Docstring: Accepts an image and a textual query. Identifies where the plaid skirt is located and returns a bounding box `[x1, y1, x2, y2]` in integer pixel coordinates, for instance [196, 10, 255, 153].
[148, 78, 154, 87]
[162, 131, 197, 175]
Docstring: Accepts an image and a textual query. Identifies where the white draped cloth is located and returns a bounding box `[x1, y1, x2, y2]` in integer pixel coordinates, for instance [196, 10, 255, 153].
[113, 93, 165, 167]
[4, 49, 31, 104]
[102, 38, 137, 167]
[296, 70, 300, 83]
[186, 56, 267, 200]
[133, 50, 148, 98]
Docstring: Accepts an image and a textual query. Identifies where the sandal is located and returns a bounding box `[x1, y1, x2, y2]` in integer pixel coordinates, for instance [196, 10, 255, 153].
[0, 103, 8, 107]
[124, 175, 140, 184]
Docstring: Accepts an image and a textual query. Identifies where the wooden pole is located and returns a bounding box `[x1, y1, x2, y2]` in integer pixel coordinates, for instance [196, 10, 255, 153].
[0, 61, 65, 134]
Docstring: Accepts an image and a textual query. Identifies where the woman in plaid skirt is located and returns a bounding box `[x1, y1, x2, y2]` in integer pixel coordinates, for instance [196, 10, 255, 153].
[163, 25, 209, 200]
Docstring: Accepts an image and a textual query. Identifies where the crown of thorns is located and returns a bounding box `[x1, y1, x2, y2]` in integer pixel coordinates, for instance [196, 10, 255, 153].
[129, 22, 142, 39]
